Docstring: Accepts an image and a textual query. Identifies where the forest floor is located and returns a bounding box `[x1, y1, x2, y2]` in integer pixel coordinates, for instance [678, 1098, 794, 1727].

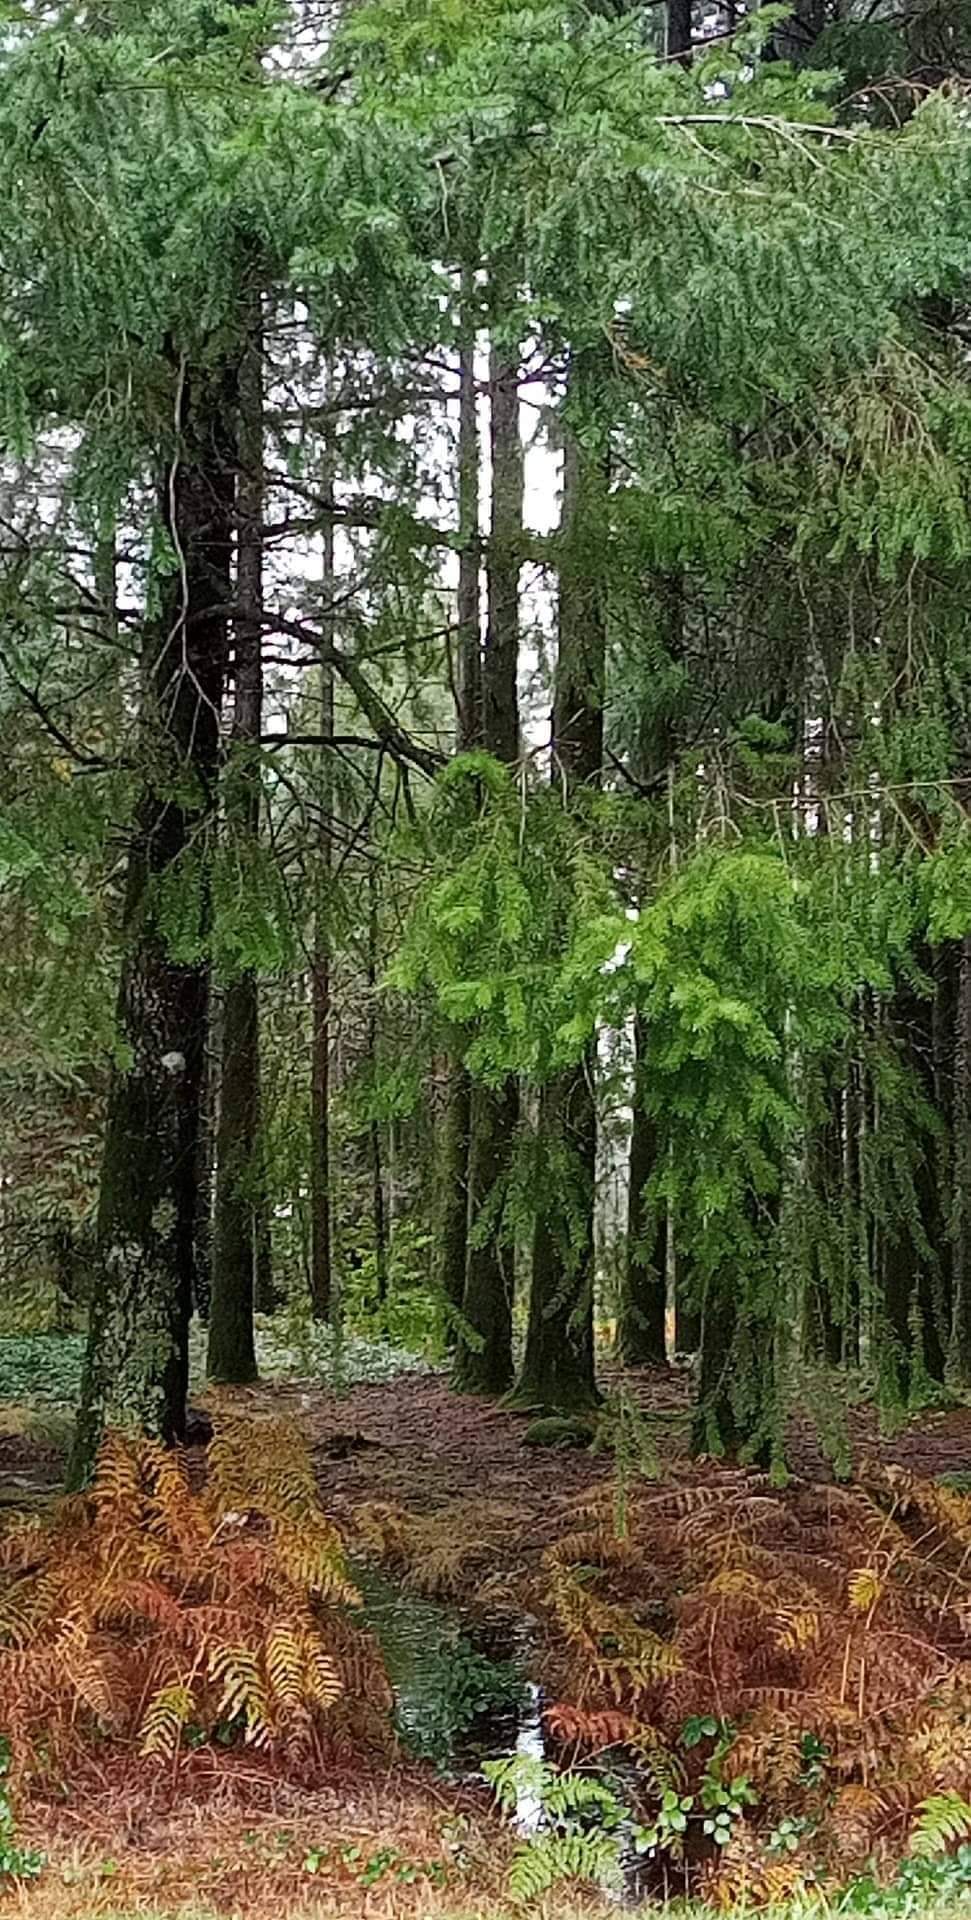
[4, 1356, 971, 1919]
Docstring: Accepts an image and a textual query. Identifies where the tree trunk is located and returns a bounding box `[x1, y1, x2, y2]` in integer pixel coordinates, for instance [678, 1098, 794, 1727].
[454, 322, 521, 1393]
[691, 1198, 778, 1464]
[193, 1017, 216, 1321]
[440, 271, 480, 1334]
[514, 349, 606, 1415]
[368, 861, 389, 1308]
[803, 1087, 844, 1367]
[454, 1079, 517, 1394]
[310, 426, 335, 1323]
[950, 935, 971, 1382]
[667, 0, 692, 61]
[208, 290, 267, 1384]
[882, 964, 948, 1397]
[440, 1062, 472, 1340]
[70, 359, 234, 1486]
[618, 1016, 667, 1366]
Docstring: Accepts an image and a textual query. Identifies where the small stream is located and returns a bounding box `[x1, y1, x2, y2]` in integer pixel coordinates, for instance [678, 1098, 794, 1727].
[352, 1560, 652, 1905]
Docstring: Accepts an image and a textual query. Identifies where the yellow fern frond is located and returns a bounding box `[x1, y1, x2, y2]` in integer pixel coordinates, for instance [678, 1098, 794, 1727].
[265, 1619, 305, 1714]
[140, 1682, 196, 1759]
[303, 1636, 344, 1712]
[848, 1568, 883, 1613]
[208, 1642, 271, 1745]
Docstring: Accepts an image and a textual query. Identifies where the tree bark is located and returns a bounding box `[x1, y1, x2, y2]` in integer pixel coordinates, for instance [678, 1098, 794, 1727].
[667, 0, 692, 62]
[882, 963, 948, 1397]
[454, 324, 521, 1393]
[803, 1087, 844, 1367]
[618, 1016, 667, 1365]
[368, 861, 389, 1309]
[70, 357, 234, 1486]
[208, 289, 267, 1384]
[440, 1063, 472, 1338]
[514, 349, 606, 1415]
[440, 270, 480, 1336]
[950, 935, 971, 1382]
[310, 419, 335, 1323]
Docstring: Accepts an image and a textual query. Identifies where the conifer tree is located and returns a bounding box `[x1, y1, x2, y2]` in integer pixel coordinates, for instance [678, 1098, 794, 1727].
[439, 271, 481, 1335]
[513, 351, 608, 1414]
[72, 354, 237, 1480]
[454, 309, 522, 1396]
[208, 280, 266, 1385]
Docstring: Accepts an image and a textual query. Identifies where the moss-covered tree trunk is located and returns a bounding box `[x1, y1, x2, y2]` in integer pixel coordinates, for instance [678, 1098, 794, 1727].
[513, 350, 606, 1416]
[368, 859, 389, 1309]
[803, 1088, 844, 1367]
[440, 275, 480, 1336]
[309, 662, 334, 1323]
[440, 1060, 472, 1340]
[618, 1016, 667, 1366]
[950, 935, 971, 1382]
[209, 290, 267, 1383]
[454, 323, 520, 1393]
[455, 1079, 518, 1394]
[70, 360, 235, 1486]
[691, 1199, 779, 1466]
[882, 964, 948, 1398]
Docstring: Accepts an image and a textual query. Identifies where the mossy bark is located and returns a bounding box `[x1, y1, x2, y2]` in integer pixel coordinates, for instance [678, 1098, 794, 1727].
[454, 317, 521, 1394]
[209, 295, 267, 1383]
[439, 276, 480, 1338]
[618, 1016, 667, 1367]
[70, 359, 235, 1487]
[951, 936, 971, 1383]
[454, 1079, 517, 1394]
[439, 1061, 472, 1340]
[803, 1091, 844, 1368]
[514, 347, 606, 1415]
[691, 1279, 776, 1467]
[882, 962, 949, 1398]
[310, 433, 335, 1323]
[512, 1068, 600, 1414]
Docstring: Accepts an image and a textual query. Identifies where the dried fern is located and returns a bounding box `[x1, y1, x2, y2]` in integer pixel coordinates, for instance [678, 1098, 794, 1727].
[0, 1420, 391, 1786]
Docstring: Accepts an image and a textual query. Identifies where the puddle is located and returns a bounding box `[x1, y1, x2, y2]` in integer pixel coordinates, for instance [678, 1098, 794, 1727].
[352, 1562, 654, 1906]
[351, 1559, 532, 1774]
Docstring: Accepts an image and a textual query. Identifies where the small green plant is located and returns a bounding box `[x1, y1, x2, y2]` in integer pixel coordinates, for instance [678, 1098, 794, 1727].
[767, 1814, 812, 1856]
[638, 1787, 695, 1855]
[483, 1755, 630, 1903]
[798, 1731, 830, 1787]
[909, 1791, 971, 1858]
[842, 1845, 971, 1915]
[301, 1841, 447, 1888]
[0, 1739, 44, 1884]
[700, 1772, 757, 1847]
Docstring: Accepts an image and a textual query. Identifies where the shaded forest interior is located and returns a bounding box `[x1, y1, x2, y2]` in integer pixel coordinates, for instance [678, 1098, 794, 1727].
[7, 0, 971, 1914]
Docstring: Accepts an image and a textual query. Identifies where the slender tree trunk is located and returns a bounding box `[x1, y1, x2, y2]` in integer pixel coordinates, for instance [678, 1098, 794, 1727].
[514, 350, 606, 1415]
[842, 1048, 863, 1369]
[440, 1064, 472, 1337]
[209, 290, 268, 1384]
[70, 358, 234, 1485]
[618, 1016, 667, 1365]
[440, 270, 480, 1337]
[667, 0, 692, 61]
[803, 1087, 844, 1367]
[950, 935, 971, 1382]
[454, 321, 520, 1394]
[310, 432, 335, 1322]
[193, 1015, 216, 1321]
[882, 964, 948, 1396]
[368, 861, 389, 1308]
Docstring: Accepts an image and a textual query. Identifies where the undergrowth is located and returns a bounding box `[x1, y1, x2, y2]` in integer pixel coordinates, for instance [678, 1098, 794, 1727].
[359, 1462, 971, 1903]
[0, 1419, 392, 1791]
